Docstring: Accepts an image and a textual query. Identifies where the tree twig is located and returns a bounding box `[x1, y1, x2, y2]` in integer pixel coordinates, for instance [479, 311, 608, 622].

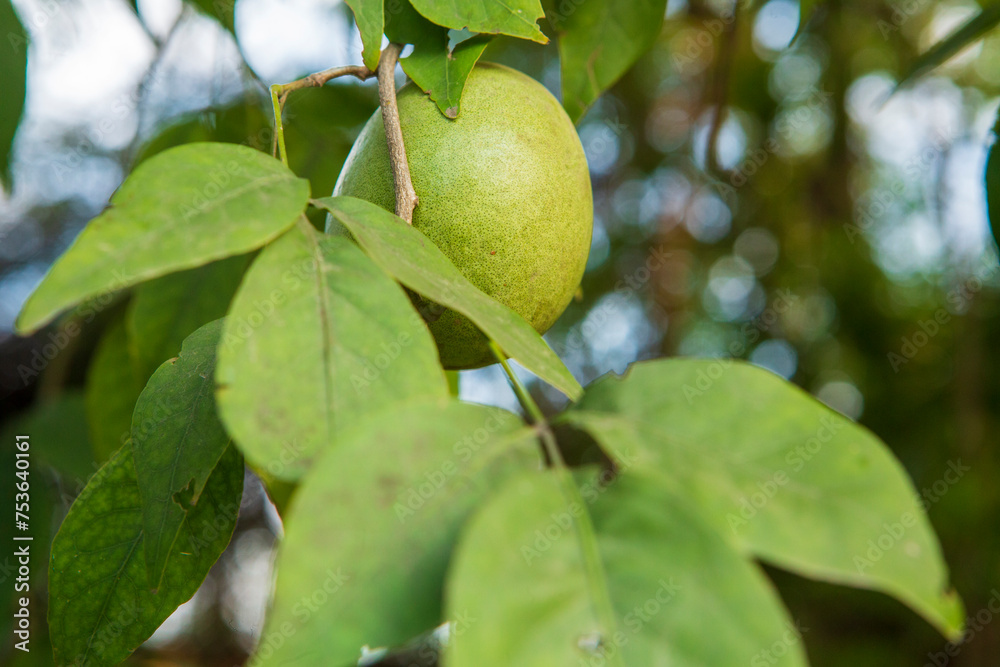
[705, 8, 739, 175]
[270, 63, 375, 162]
[276, 64, 375, 106]
[377, 42, 419, 223]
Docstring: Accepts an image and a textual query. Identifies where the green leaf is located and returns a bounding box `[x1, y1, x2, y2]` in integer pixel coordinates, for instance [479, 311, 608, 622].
[315, 196, 583, 401]
[896, 6, 1000, 90]
[986, 111, 1000, 250]
[408, 0, 547, 43]
[126, 254, 250, 380]
[385, 0, 491, 118]
[560, 358, 965, 639]
[384, 0, 435, 43]
[0, 0, 27, 186]
[85, 316, 144, 464]
[403, 33, 491, 119]
[446, 468, 619, 667]
[132, 319, 233, 590]
[16, 143, 310, 334]
[186, 0, 236, 35]
[49, 443, 243, 667]
[257, 399, 541, 666]
[549, 0, 667, 123]
[216, 220, 448, 480]
[446, 470, 808, 666]
[347, 0, 384, 70]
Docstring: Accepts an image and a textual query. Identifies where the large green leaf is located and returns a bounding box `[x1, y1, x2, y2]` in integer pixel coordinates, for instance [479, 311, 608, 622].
[216, 219, 448, 480]
[16, 143, 310, 334]
[408, 0, 547, 43]
[446, 470, 808, 666]
[559, 358, 965, 639]
[550, 0, 667, 123]
[48, 443, 243, 667]
[986, 111, 1000, 250]
[896, 6, 1000, 90]
[257, 399, 541, 666]
[126, 254, 249, 380]
[347, 0, 384, 70]
[0, 0, 27, 186]
[315, 196, 583, 400]
[84, 316, 144, 464]
[132, 320, 233, 590]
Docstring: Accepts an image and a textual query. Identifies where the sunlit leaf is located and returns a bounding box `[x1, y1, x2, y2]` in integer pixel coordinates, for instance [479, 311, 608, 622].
[315, 196, 583, 400]
[403, 33, 491, 118]
[216, 219, 448, 480]
[408, 0, 547, 43]
[49, 443, 243, 667]
[132, 320, 233, 590]
[257, 400, 540, 666]
[560, 358, 965, 639]
[347, 0, 384, 70]
[16, 143, 309, 334]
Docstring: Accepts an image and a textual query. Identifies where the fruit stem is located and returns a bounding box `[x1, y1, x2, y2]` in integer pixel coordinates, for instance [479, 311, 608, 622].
[269, 84, 289, 166]
[377, 42, 419, 224]
[490, 342, 626, 666]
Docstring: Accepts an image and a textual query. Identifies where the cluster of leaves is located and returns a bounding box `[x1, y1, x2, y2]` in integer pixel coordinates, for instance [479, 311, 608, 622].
[19, 142, 963, 665]
[7, 1, 985, 666]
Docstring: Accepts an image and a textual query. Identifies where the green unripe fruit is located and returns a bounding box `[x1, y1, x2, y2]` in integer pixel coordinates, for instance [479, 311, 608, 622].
[331, 62, 593, 369]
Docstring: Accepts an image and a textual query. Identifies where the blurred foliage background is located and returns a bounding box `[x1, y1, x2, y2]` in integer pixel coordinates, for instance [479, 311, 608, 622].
[1, 0, 999, 665]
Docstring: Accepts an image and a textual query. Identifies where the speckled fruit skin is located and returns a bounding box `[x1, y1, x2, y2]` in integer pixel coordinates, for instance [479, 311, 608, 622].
[330, 62, 593, 369]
